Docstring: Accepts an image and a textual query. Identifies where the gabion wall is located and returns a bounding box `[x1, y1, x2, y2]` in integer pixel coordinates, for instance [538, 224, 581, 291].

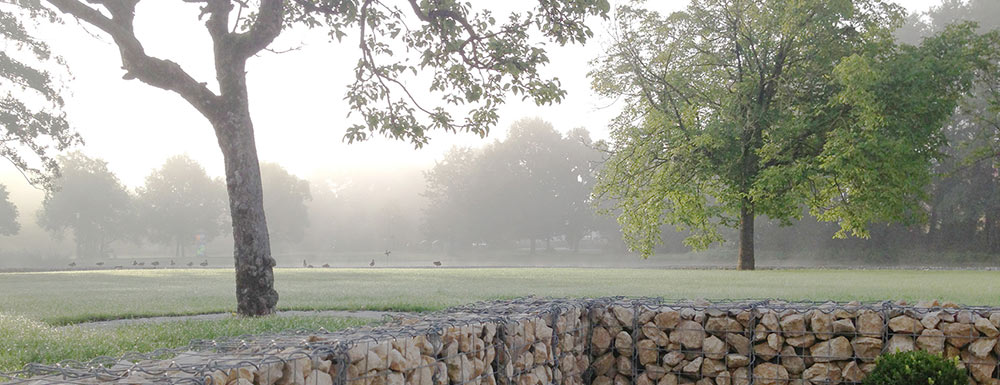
[3, 298, 998, 385]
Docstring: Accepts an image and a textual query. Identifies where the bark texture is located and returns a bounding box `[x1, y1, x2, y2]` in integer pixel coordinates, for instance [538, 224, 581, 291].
[737, 201, 755, 271]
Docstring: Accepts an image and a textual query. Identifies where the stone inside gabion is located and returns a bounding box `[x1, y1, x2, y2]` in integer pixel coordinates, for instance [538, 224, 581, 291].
[3, 298, 998, 385]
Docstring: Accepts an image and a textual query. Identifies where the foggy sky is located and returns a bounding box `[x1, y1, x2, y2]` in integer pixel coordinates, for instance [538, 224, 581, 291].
[0, 0, 939, 193]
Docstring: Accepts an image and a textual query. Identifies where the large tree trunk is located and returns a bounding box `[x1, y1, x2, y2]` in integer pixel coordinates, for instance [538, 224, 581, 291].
[212, 61, 278, 316]
[737, 200, 755, 270]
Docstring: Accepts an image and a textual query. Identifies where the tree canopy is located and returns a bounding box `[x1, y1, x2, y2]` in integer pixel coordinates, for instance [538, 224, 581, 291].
[260, 162, 311, 245]
[592, 0, 992, 269]
[0, 184, 19, 236]
[0, 1, 81, 187]
[37, 152, 133, 259]
[136, 155, 228, 257]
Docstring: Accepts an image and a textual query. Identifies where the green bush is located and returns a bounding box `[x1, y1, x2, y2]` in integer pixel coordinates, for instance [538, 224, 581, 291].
[863, 350, 967, 385]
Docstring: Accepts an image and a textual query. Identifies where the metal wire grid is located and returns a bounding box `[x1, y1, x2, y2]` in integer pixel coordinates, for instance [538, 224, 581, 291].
[2, 298, 998, 385]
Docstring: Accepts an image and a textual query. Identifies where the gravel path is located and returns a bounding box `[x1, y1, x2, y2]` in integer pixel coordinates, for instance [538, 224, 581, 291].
[66, 310, 410, 329]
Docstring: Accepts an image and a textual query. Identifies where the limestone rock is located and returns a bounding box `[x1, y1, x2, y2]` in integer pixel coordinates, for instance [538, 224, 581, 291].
[662, 351, 685, 367]
[857, 311, 883, 337]
[961, 350, 999, 383]
[754, 342, 778, 361]
[593, 327, 612, 353]
[809, 336, 852, 362]
[655, 311, 681, 330]
[656, 374, 678, 385]
[732, 367, 751, 385]
[921, 312, 941, 330]
[852, 337, 883, 362]
[615, 330, 633, 356]
[613, 306, 634, 328]
[643, 323, 670, 347]
[942, 322, 979, 347]
[725, 354, 749, 368]
[759, 313, 780, 334]
[779, 314, 806, 337]
[885, 334, 915, 354]
[888, 315, 922, 334]
[810, 312, 834, 340]
[752, 363, 789, 385]
[832, 319, 855, 335]
[802, 363, 841, 384]
[706, 317, 741, 335]
[682, 357, 703, 375]
[670, 321, 705, 349]
[616, 354, 632, 376]
[842, 361, 864, 383]
[976, 317, 1000, 338]
[637, 339, 658, 365]
[725, 333, 751, 356]
[969, 338, 997, 358]
[645, 365, 668, 380]
[780, 346, 804, 375]
[785, 334, 815, 349]
[593, 353, 615, 376]
[701, 358, 725, 377]
[915, 328, 945, 355]
[306, 370, 334, 385]
[703, 336, 727, 360]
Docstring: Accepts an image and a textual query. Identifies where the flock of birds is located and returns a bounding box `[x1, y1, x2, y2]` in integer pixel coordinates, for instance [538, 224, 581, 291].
[69, 250, 445, 269]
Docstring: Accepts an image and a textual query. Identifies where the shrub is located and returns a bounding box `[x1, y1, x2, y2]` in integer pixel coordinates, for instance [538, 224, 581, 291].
[863, 350, 967, 385]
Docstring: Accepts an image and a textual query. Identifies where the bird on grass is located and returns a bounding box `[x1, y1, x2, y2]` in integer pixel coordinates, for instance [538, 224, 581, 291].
[132, 260, 138, 266]
[369, 259, 375, 267]
[96, 262, 104, 266]
[113, 265, 123, 269]
[322, 263, 330, 268]
[68, 262, 76, 267]
[308, 265, 314, 268]
[151, 261, 160, 267]
[199, 260, 208, 267]
[170, 260, 175, 266]
[302, 259, 308, 267]
[433, 261, 442, 267]
[186, 261, 194, 267]
[137, 262, 145, 266]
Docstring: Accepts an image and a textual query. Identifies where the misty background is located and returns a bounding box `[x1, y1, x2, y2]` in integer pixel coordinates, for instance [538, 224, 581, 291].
[1, 0, 997, 270]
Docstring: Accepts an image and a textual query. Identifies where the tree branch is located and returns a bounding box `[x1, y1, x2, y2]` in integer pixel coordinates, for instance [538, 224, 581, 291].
[44, 0, 221, 119]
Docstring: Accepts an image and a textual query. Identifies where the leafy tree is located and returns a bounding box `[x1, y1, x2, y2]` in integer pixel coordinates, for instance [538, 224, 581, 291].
[422, 147, 479, 253]
[499, 118, 567, 253]
[0, 184, 19, 236]
[1, 2, 81, 187]
[29, 0, 608, 315]
[887, 1, 1000, 254]
[137, 155, 227, 257]
[592, 0, 986, 269]
[260, 162, 311, 245]
[36, 152, 133, 259]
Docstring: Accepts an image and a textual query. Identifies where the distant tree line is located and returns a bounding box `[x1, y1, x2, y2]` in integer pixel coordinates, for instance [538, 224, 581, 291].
[0, 152, 312, 260]
[421, 118, 618, 254]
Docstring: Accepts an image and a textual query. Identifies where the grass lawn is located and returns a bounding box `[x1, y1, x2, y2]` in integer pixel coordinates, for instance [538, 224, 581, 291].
[1, 267, 999, 373]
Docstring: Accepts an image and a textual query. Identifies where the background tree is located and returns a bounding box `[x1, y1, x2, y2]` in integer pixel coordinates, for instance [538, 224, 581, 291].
[36, 152, 133, 259]
[137, 155, 227, 258]
[1, 1, 81, 187]
[593, 0, 985, 269]
[0, 185, 19, 236]
[32, 0, 608, 315]
[260, 162, 311, 245]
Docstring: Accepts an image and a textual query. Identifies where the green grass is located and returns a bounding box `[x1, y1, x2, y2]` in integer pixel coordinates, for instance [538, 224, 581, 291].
[0, 314, 369, 373]
[2, 268, 999, 325]
[2, 267, 999, 374]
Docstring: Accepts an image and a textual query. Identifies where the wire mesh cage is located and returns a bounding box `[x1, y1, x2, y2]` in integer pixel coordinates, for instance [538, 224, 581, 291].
[2, 298, 998, 385]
